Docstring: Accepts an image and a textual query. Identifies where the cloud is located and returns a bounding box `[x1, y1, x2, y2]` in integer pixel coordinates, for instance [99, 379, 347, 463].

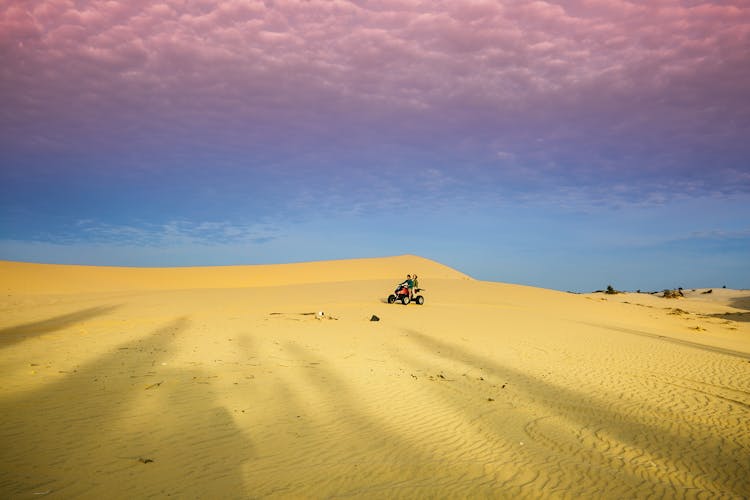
[683, 227, 750, 244]
[1, 0, 749, 206]
[51, 219, 282, 247]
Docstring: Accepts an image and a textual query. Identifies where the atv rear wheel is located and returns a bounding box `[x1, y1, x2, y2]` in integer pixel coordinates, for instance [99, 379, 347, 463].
[401, 295, 410, 305]
[387, 294, 397, 304]
[415, 295, 424, 305]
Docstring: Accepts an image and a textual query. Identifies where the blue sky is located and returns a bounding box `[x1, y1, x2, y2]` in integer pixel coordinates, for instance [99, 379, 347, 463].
[1, 1, 749, 292]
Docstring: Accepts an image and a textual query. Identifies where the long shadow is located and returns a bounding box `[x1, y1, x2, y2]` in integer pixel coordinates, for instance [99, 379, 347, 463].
[399, 329, 750, 498]
[727, 295, 750, 312]
[248, 341, 460, 497]
[709, 294, 750, 323]
[714, 311, 750, 323]
[0, 305, 120, 348]
[579, 322, 750, 359]
[0, 316, 253, 498]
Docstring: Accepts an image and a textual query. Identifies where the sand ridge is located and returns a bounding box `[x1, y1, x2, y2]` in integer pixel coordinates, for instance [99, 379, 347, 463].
[0, 254, 469, 295]
[1, 257, 748, 498]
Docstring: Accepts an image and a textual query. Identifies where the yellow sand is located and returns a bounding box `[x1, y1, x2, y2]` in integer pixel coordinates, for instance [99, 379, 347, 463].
[1, 256, 748, 498]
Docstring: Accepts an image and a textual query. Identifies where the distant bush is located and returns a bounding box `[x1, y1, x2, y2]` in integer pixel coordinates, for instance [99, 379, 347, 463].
[662, 289, 684, 299]
[605, 285, 619, 295]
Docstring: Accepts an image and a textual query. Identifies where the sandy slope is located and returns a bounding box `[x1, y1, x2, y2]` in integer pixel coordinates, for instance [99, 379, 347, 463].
[0, 255, 469, 294]
[0, 256, 748, 498]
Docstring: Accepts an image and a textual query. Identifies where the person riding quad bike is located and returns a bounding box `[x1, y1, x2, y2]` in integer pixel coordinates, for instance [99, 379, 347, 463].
[387, 276, 424, 305]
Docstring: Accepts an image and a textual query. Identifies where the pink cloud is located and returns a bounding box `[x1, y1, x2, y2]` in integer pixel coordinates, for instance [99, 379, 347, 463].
[0, 0, 748, 187]
[0, 5, 41, 47]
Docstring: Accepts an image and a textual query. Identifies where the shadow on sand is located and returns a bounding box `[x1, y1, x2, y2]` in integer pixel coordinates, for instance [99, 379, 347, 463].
[727, 294, 750, 311]
[580, 321, 750, 359]
[0, 316, 253, 498]
[0, 305, 120, 348]
[251, 341, 463, 496]
[711, 294, 750, 322]
[714, 311, 750, 323]
[234, 331, 745, 497]
[397, 329, 749, 497]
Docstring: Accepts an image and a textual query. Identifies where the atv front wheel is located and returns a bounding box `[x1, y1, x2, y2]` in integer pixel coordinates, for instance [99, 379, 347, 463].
[401, 295, 411, 305]
[387, 294, 397, 304]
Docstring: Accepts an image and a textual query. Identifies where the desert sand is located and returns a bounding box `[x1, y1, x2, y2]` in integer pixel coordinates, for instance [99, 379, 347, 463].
[1, 255, 748, 498]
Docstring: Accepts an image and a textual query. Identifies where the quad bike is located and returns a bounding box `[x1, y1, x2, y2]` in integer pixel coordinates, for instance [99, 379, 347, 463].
[387, 284, 424, 305]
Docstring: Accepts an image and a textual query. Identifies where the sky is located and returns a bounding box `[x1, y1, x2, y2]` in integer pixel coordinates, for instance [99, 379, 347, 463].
[1, 0, 749, 292]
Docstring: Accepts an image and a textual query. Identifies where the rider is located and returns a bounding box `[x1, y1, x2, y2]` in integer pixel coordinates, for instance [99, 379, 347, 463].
[401, 274, 414, 298]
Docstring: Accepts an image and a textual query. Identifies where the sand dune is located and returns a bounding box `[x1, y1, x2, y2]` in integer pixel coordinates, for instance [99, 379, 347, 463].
[0, 255, 469, 294]
[1, 256, 748, 498]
